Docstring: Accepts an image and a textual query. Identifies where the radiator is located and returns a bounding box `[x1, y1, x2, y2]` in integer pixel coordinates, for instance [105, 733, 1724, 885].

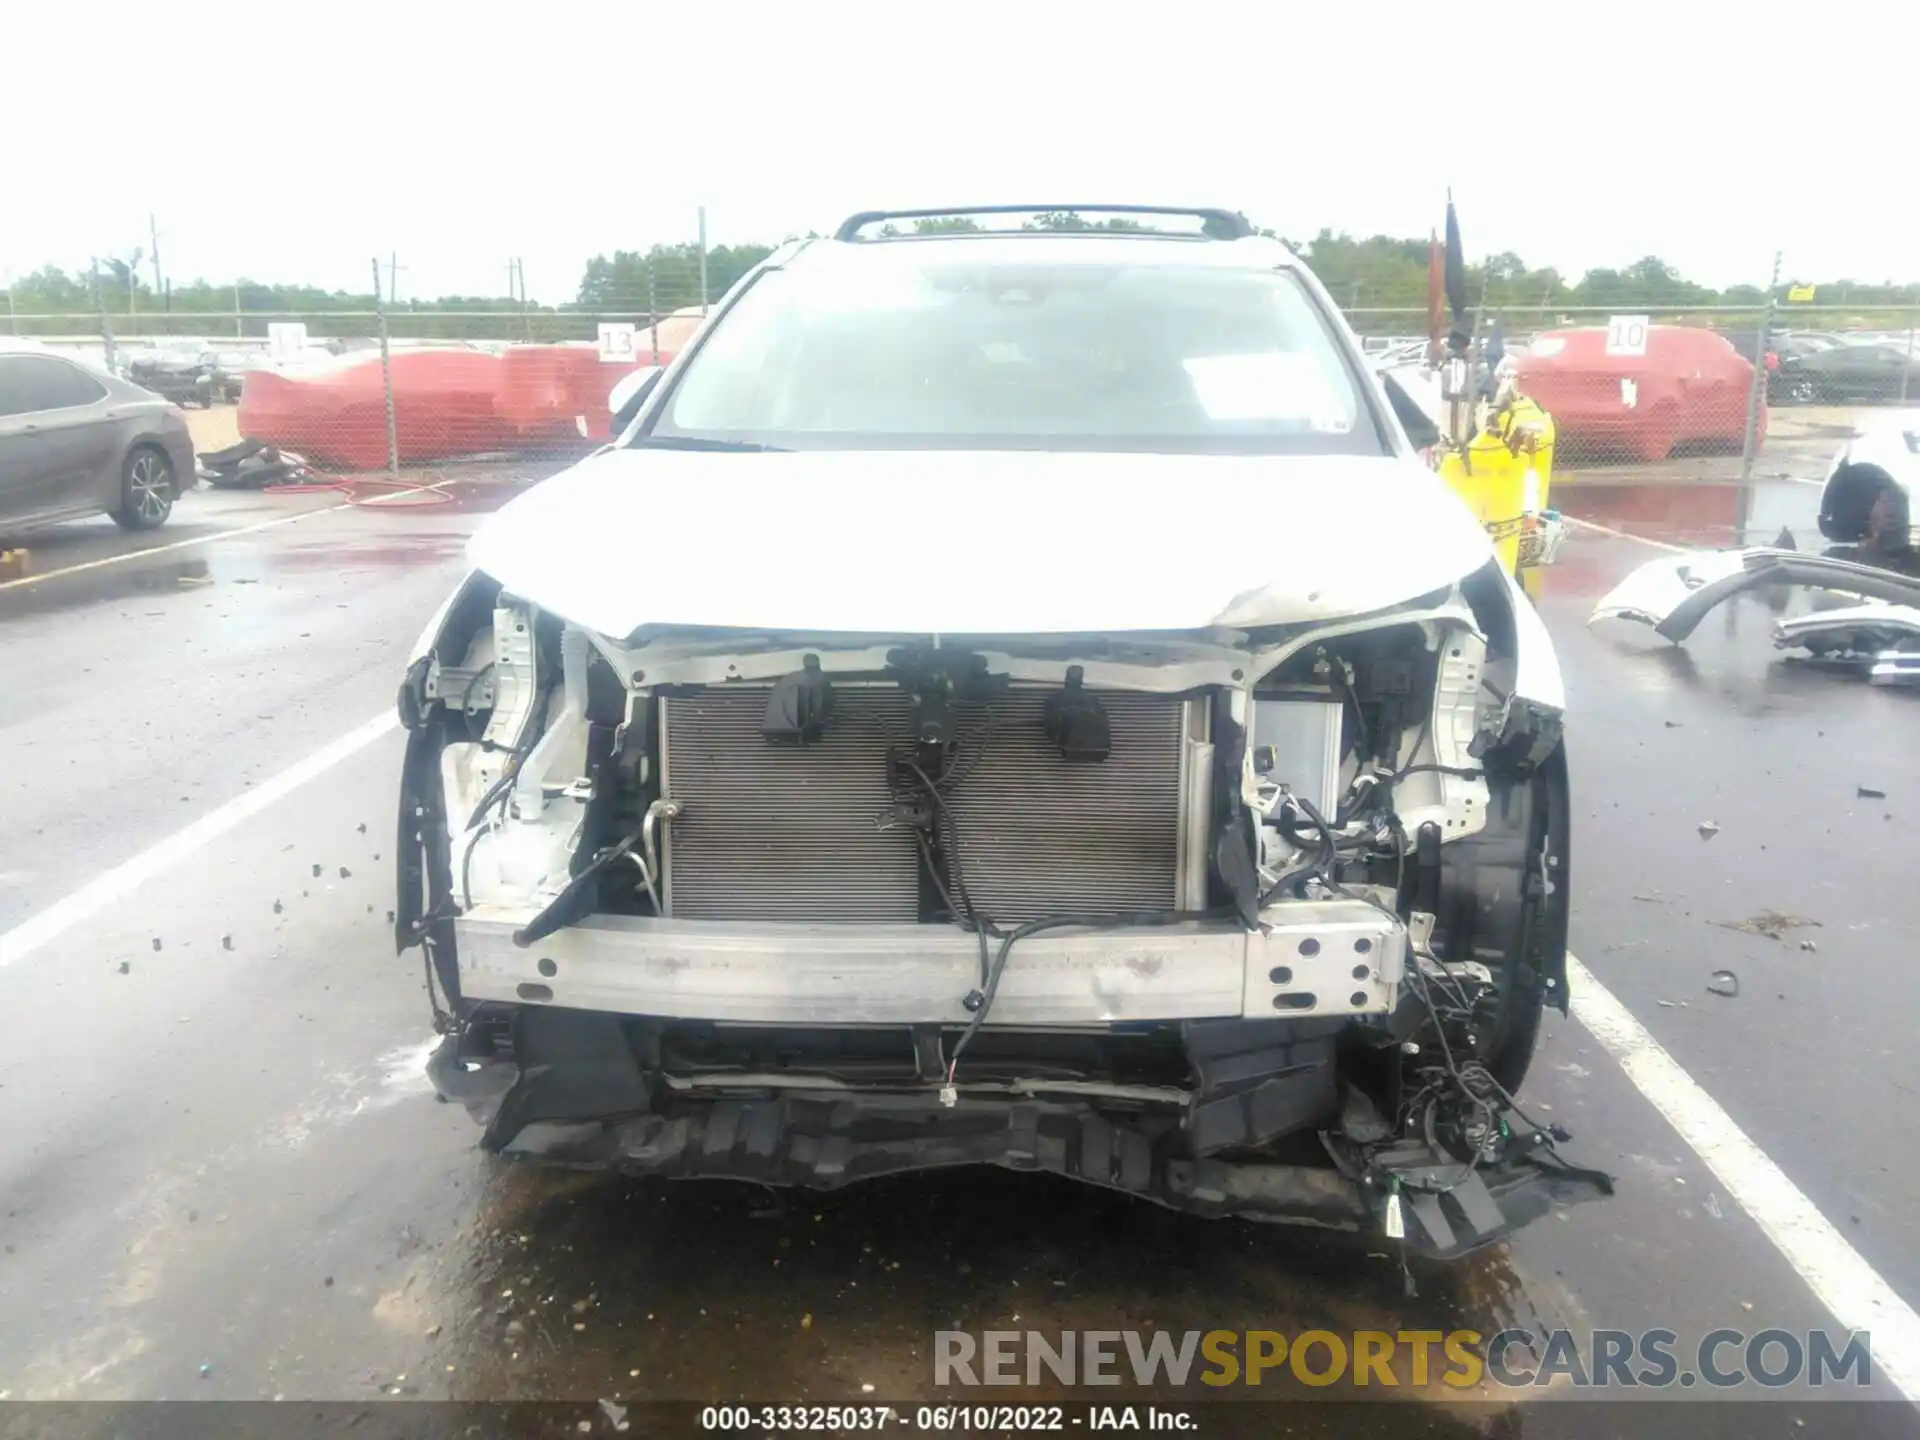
[660, 686, 1187, 924]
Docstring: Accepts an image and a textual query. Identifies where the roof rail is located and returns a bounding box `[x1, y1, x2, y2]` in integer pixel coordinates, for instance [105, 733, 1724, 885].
[832, 205, 1256, 242]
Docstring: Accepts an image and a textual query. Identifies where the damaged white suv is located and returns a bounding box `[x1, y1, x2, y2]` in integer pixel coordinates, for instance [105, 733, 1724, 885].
[395, 205, 1608, 1258]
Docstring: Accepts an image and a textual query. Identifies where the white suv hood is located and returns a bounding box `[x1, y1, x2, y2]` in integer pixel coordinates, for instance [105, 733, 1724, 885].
[467, 448, 1495, 638]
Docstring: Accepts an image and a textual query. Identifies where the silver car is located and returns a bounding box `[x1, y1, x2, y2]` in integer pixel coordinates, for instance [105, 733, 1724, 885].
[0, 344, 195, 534]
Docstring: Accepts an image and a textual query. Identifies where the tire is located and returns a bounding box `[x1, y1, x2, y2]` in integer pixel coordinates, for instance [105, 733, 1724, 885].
[1485, 745, 1569, 1094]
[1428, 743, 1568, 1097]
[110, 446, 176, 530]
[1786, 375, 1817, 406]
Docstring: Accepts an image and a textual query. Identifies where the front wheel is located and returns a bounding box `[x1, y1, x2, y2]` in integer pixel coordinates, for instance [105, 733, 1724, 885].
[110, 447, 176, 530]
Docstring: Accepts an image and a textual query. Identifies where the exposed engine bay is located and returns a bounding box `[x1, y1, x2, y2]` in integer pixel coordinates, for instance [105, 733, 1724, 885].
[396, 560, 1609, 1259]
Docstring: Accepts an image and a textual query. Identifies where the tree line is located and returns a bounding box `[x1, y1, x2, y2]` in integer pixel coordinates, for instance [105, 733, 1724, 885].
[6, 218, 1915, 343]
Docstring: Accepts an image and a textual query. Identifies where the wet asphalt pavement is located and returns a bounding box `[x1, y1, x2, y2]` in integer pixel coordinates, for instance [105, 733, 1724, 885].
[1, 466, 1916, 1437]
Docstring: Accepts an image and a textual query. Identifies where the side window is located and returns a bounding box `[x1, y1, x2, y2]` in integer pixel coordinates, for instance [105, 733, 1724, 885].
[0, 355, 108, 416]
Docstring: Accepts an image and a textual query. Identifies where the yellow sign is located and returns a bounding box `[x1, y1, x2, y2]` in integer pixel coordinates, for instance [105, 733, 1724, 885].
[1786, 284, 1817, 303]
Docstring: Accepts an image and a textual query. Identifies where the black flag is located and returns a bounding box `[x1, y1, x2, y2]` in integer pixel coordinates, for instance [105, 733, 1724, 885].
[1443, 193, 1468, 349]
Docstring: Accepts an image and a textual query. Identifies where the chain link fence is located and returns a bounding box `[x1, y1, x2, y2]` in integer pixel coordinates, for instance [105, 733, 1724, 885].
[3, 236, 726, 483]
[1356, 304, 1920, 486]
[6, 239, 1918, 489]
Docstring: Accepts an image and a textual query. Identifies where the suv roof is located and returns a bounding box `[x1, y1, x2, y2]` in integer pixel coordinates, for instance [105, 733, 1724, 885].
[834, 204, 1257, 241]
[800, 205, 1294, 274]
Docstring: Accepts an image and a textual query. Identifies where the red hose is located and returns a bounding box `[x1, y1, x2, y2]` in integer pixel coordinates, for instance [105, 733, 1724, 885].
[249, 448, 459, 507]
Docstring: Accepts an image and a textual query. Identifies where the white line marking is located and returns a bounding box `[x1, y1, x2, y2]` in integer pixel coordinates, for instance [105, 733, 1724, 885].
[0, 480, 453, 593]
[1566, 952, 1920, 1401]
[0, 504, 351, 593]
[0, 710, 398, 968]
[1562, 516, 1690, 554]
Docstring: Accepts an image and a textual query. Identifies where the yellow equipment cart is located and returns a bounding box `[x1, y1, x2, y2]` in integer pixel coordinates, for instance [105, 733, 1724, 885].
[1436, 391, 1563, 592]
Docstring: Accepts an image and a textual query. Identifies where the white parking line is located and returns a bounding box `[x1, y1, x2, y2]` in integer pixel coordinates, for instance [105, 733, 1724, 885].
[1566, 953, 1920, 1401]
[0, 504, 354, 593]
[0, 480, 453, 594]
[1563, 516, 1689, 553]
[0, 710, 397, 968]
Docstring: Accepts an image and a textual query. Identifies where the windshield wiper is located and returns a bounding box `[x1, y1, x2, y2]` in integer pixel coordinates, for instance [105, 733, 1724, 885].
[627, 434, 790, 453]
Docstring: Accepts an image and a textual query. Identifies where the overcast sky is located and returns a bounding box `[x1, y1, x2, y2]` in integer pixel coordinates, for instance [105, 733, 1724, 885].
[7, 0, 1915, 304]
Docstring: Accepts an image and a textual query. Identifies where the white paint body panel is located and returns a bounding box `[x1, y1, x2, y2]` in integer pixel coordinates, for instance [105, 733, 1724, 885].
[465, 448, 1498, 639]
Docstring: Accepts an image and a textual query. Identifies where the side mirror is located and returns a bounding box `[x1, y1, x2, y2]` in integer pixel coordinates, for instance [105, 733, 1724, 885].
[608, 365, 664, 432]
[1379, 369, 1441, 452]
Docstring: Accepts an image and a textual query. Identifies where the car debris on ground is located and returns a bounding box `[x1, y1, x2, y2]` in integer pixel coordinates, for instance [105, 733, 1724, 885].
[1588, 432, 1920, 685]
[1715, 910, 1820, 940]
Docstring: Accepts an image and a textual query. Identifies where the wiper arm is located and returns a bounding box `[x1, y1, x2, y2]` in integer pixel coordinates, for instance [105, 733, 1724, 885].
[627, 434, 790, 453]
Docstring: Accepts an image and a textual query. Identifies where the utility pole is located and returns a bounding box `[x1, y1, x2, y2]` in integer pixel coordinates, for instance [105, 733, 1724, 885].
[92, 258, 117, 373]
[149, 213, 164, 297]
[234, 281, 244, 339]
[698, 205, 710, 315]
[387, 252, 405, 305]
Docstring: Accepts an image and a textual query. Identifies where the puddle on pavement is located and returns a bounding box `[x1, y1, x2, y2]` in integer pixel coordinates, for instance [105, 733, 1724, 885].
[427, 1162, 1540, 1414]
[0, 556, 218, 622]
[1554, 477, 1824, 550]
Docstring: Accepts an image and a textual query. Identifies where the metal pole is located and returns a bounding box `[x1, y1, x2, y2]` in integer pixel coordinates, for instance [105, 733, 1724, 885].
[375, 257, 400, 481]
[1736, 250, 1783, 542]
[698, 206, 710, 315]
[234, 282, 243, 340]
[648, 259, 660, 365]
[4, 270, 15, 335]
[389, 251, 400, 306]
[149, 214, 163, 297]
[93, 259, 116, 373]
[1902, 309, 1915, 408]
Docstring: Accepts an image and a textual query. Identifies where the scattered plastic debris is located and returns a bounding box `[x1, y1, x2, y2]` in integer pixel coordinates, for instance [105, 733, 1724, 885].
[1858, 785, 1888, 800]
[425, 1324, 441, 1339]
[199, 1364, 212, 1378]
[599, 1399, 630, 1432]
[339, 866, 352, 879]
[221, 935, 234, 952]
[1697, 821, 1720, 840]
[1656, 1000, 1676, 1008]
[117, 961, 130, 975]
[151, 937, 163, 952]
[1707, 970, 1740, 998]
[1800, 939, 1819, 953]
[1716, 910, 1820, 940]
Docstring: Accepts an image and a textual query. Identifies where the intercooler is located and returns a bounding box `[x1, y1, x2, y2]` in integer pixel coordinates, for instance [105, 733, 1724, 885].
[659, 686, 1191, 924]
